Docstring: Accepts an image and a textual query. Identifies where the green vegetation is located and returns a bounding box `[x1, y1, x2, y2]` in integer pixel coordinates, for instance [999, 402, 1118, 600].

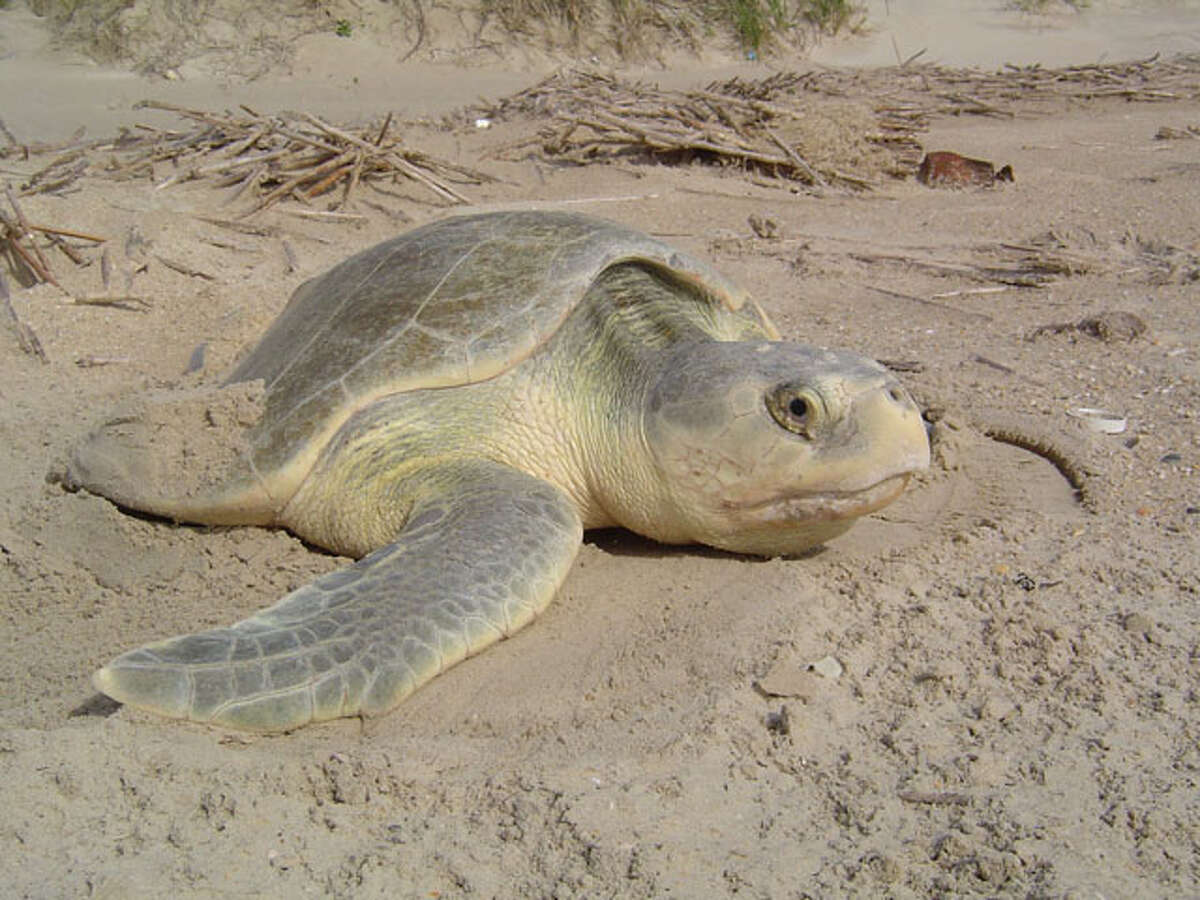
[801, 0, 864, 34]
[1008, 0, 1090, 11]
[480, 0, 592, 39]
[726, 0, 787, 52]
[479, 0, 864, 54]
[26, 0, 138, 63]
[25, 0, 867, 69]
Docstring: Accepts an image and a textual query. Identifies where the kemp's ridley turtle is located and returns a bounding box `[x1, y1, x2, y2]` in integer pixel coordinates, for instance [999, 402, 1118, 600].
[68, 211, 930, 731]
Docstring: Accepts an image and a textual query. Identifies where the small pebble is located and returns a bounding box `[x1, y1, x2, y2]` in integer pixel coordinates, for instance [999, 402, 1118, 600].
[1123, 612, 1154, 635]
[184, 342, 207, 374]
[809, 655, 844, 680]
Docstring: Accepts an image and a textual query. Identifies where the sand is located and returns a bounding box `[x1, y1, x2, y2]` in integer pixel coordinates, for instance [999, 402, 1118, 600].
[2, 1, 1199, 897]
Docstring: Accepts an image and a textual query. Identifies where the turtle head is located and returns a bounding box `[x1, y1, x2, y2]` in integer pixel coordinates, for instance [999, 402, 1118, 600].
[640, 341, 929, 556]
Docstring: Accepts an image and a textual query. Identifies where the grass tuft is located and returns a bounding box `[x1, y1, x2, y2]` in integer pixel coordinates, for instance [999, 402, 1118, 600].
[480, 0, 596, 41]
[24, 0, 867, 68]
[715, 0, 864, 53]
[801, 0, 864, 34]
[1008, 0, 1090, 11]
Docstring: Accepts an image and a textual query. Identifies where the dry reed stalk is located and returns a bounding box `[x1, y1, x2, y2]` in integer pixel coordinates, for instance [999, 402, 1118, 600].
[487, 70, 921, 189]
[12, 102, 493, 215]
[100, 247, 112, 291]
[25, 222, 106, 243]
[192, 216, 279, 236]
[71, 295, 152, 311]
[4, 188, 58, 287]
[1, 217, 55, 286]
[480, 55, 1200, 188]
[282, 209, 369, 224]
[48, 234, 85, 266]
[0, 272, 47, 362]
[154, 255, 216, 280]
[75, 355, 132, 367]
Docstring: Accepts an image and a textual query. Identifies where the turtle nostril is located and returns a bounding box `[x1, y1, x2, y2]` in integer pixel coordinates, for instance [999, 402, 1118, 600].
[888, 386, 905, 404]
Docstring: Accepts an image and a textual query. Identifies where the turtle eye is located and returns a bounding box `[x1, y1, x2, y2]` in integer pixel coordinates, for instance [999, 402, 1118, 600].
[767, 385, 822, 437]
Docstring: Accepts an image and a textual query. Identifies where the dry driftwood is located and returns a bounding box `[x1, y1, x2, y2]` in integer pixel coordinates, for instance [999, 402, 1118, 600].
[12, 103, 495, 216]
[782, 51, 1200, 121]
[486, 70, 921, 191]
[0, 186, 108, 293]
[126, 102, 493, 215]
[1, 187, 59, 287]
[479, 53, 1200, 188]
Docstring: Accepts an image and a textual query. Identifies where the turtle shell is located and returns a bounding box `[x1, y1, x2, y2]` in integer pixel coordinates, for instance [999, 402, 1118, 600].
[231, 210, 753, 478]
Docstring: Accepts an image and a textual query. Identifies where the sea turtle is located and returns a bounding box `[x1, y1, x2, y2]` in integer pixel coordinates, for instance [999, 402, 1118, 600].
[67, 210, 930, 732]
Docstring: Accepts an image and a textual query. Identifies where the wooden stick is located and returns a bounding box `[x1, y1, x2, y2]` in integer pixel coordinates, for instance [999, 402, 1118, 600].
[225, 163, 267, 206]
[930, 286, 1010, 299]
[3, 225, 55, 286]
[100, 247, 112, 291]
[280, 209, 368, 224]
[155, 254, 216, 280]
[300, 112, 472, 202]
[299, 113, 379, 153]
[0, 273, 47, 362]
[271, 124, 342, 156]
[133, 99, 227, 125]
[193, 215, 278, 236]
[25, 222, 106, 243]
[303, 161, 353, 199]
[155, 148, 291, 189]
[973, 354, 1016, 375]
[49, 233, 85, 265]
[764, 128, 823, 186]
[342, 152, 364, 207]
[243, 149, 356, 215]
[221, 124, 269, 159]
[374, 113, 393, 146]
[71, 295, 152, 311]
[392, 154, 469, 203]
[855, 282, 991, 322]
[5, 189, 57, 286]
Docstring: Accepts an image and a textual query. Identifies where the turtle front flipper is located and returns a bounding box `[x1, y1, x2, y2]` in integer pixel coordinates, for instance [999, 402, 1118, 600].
[93, 462, 583, 731]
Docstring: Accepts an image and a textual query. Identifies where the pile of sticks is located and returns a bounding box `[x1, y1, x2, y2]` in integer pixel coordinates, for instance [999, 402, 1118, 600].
[481, 54, 1200, 187]
[488, 71, 923, 190]
[0, 187, 104, 290]
[11, 102, 494, 214]
[786, 51, 1200, 121]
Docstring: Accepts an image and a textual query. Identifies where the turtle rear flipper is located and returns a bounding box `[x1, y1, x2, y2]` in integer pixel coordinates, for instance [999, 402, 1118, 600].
[67, 380, 275, 525]
[92, 461, 583, 731]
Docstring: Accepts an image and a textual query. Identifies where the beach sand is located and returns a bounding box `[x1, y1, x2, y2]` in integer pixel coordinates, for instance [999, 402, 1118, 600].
[2, 2, 1198, 895]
